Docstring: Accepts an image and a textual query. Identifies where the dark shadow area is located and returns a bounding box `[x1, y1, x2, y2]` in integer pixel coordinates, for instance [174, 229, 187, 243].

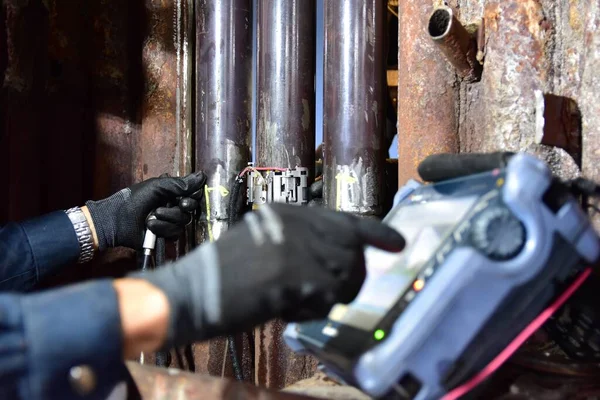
[540, 94, 582, 167]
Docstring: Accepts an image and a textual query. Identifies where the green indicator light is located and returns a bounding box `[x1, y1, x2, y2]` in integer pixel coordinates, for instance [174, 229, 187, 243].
[374, 329, 385, 341]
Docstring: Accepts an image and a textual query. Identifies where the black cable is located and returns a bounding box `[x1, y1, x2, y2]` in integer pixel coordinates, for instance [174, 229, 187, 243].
[228, 177, 246, 226]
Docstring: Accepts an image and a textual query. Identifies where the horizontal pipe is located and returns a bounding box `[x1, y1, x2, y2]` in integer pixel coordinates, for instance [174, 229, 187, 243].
[428, 6, 482, 83]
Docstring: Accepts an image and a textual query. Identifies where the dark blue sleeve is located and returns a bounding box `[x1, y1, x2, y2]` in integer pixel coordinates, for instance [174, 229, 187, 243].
[0, 280, 127, 400]
[0, 211, 81, 292]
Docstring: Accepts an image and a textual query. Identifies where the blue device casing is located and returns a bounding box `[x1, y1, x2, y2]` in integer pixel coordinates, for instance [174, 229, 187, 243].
[284, 154, 600, 400]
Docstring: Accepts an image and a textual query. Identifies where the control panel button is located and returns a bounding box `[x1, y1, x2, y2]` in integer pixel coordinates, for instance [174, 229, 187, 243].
[471, 207, 526, 260]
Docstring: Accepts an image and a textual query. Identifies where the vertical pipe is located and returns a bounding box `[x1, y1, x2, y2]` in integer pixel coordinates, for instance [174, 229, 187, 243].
[322, 0, 386, 217]
[194, 0, 253, 377]
[397, 1, 458, 186]
[195, 0, 252, 243]
[254, 0, 317, 388]
[256, 0, 316, 178]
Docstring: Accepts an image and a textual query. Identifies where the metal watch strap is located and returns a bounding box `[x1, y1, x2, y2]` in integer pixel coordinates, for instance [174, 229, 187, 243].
[65, 207, 95, 264]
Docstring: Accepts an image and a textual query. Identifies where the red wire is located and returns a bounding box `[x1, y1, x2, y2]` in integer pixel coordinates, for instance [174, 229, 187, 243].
[442, 268, 592, 400]
[238, 166, 287, 177]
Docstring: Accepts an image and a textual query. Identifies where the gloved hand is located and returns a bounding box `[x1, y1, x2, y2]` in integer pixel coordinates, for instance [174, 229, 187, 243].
[417, 152, 515, 183]
[86, 172, 206, 251]
[137, 203, 406, 348]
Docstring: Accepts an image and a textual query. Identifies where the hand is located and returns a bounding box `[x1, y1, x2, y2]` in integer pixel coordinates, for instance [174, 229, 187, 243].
[417, 152, 515, 183]
[137, 203, 406, 348]
[85, 172, 206, 251]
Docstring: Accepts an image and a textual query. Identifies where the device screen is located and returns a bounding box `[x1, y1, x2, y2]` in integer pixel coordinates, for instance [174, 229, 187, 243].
[328, 194, 480, 331]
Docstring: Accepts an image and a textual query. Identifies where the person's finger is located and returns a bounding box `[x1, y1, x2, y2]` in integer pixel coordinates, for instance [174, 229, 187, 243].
[352, 218, 405, 252]
[179, 197, 199, 212]
[417, 152, 514, 182]
[146, 219, 183, 239]
[310, 179, 323, 199]
[155, 207, 191, 226]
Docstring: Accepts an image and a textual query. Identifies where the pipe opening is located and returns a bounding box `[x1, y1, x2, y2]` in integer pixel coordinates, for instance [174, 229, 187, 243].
[428, 8, 452, 39]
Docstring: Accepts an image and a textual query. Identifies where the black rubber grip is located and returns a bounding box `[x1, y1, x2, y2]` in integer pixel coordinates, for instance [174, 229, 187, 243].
[417, 152, 515, 182]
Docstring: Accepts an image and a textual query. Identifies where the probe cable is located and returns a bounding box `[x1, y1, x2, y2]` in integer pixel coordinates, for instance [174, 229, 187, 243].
[442, 268, 592, 400]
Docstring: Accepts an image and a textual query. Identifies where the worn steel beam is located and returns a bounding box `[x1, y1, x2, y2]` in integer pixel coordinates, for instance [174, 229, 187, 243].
[322, 0, 386, 217]
[194, 0, 253, 379]
[256, 0, 316, 177]
[397, 1, 459, 187]
[126, 361, 314, 400]
[254, 0, 318, 389]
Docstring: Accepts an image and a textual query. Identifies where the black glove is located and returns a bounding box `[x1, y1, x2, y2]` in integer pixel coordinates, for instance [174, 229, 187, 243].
[86, 172, 206, 251]
[417, 152, 515, 183]
[137, 203, 406, 348]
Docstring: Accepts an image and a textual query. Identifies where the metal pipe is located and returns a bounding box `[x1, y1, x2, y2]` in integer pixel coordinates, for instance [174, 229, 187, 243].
[254, 0, 317, 388]
[256, 0, 316, 178]
[322, 0, 386, 217]
[428, 6, 482, 83]
[195, 0, 252, 242]
[397, 1, 459, 186]
[194, 0, 253, 378]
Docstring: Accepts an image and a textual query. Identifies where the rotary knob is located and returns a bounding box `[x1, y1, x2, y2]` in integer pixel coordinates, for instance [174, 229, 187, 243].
[471, 207, 526, 260]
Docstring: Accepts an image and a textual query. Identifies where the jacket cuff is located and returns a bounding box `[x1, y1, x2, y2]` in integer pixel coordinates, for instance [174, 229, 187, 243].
[20, 280, 125, 400]
[20, 211, 81, 281]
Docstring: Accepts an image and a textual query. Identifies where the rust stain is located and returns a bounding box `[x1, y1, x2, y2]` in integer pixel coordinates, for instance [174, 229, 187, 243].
[255, 320, 318, 389]
[397, 0, 459, 186]
[475, 0, 548, 154]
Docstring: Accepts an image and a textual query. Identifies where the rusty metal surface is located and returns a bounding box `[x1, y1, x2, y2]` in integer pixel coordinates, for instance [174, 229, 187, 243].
[322, 0, 386, 217]
[283, 372, 371, 400]
[0, 0, 194, 274]
[256, 0, 316, 177]
[428, 6, 482, 83]
[453, 0, 585, 170]
[397, 0, 459, 187]
[254, 0, 318, 389]
[138, 0, 194, 181]
[126, 361, 314, 400]
[193, 0, 253, 381]
[87, 0, 141, 198]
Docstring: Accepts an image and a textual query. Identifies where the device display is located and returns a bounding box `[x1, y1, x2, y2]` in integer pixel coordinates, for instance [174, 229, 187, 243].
[331, 194, 479, 332]
[284, 153, 600, 400]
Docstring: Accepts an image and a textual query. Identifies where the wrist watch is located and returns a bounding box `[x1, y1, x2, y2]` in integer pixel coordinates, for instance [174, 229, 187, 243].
[65, 207, 95, 264]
